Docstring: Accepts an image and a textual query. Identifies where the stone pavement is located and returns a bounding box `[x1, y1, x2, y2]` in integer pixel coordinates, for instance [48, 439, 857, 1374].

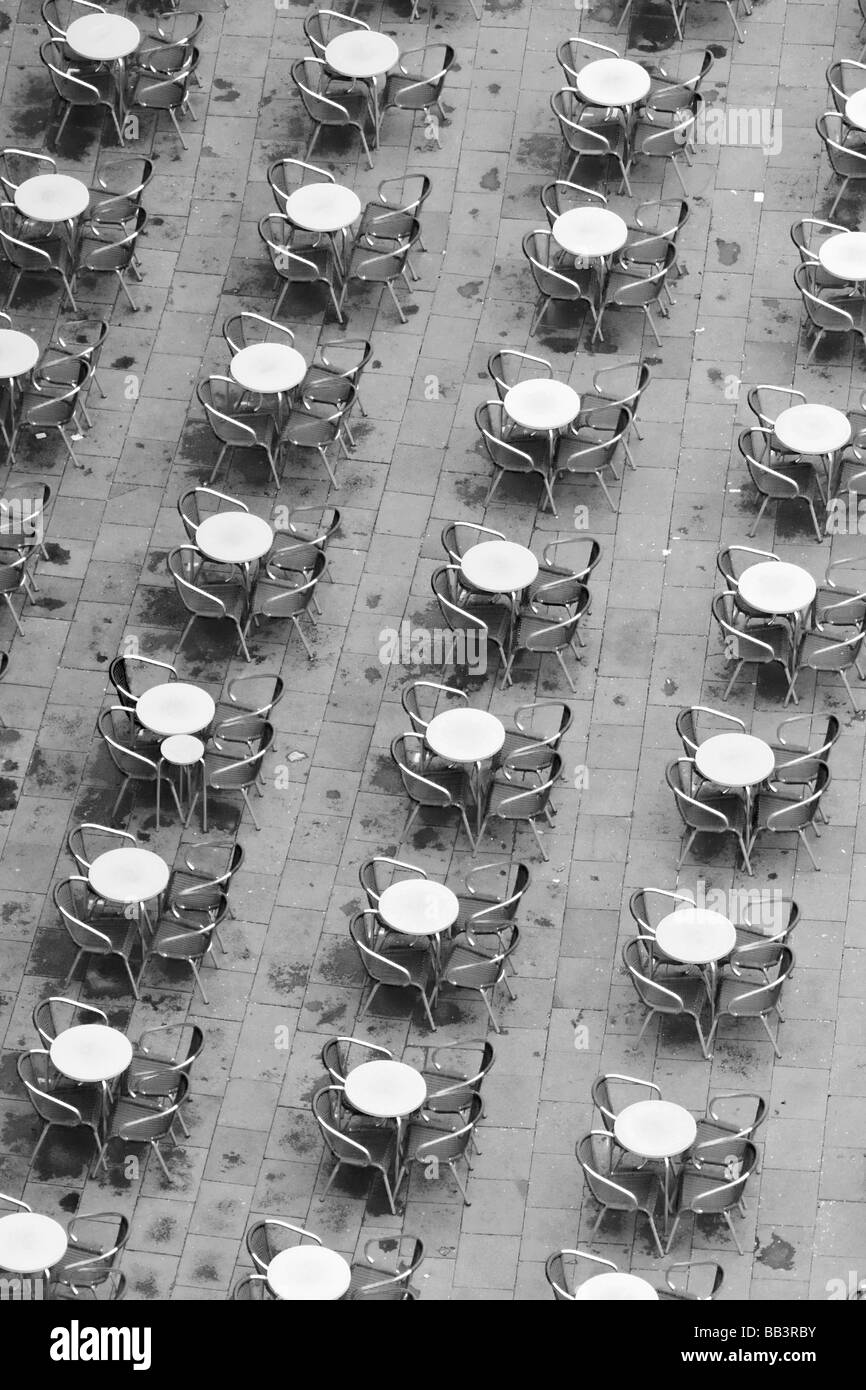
[0, 0, 864, 1301]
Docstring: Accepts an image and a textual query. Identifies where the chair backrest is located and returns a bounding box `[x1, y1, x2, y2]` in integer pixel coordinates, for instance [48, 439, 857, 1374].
[684, 1142, 758, 1214]
[33, 995, 108, 1047]
[475, 401, 541, 476]
[440, 520, 506, 565]
[675, 705, 745, 756]
[62, 1211, 129, 1287]
[108, 653, 177, 708]
[591, 1073, 662, 1130]
[349, 910, 415, 987]
[312, 1085, 380, 1163]
[267, 156, 333, 214]
[246, 1218, 321, 1272]
[231, 1274, 270, 1300]
[321, 1035, 392, 1085]
[196, 377, 260, 448]
[358, 855, 426, 907]
[411, 1094, 483, 1164]
[556, 35, 620, 83]
[628, 887, 695, 938]
[545, 1248, 618, 1299]
[724, 946, 795, 1013]
[98, 707, 158, 779]
[487, 349, 552, 398]
[400, 680, 467, 735]
[222, 311, 295, 355]
[67, 822, 136, 872]
[167, 545, 232, 621]
[18, 1050, 88, 1125]
[575, 1131, 640, 1210]
[208, 726, 274, 793]
[115, 1077, 190, 1143]
[662, 1260, 724, 1301]
[431, 566, 494, 638]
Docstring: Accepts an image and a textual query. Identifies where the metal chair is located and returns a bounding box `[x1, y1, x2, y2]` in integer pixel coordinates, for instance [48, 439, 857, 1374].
[710, 947, 794, 1059]
[794, 261, 866, 363]
[691, 1093, 768, 1179]
[748, 763, 830, 869]
[550, 89, 632, 194]
[593, 244, 677, 346]
[591, 1073, 662, 1135]
[578, 360, 651, 470]
[816, 112, 866, 217]
[128, 48, 199, 149]
[48, 1213, 129, 1297]
[622, 938, 715, 1059]
[108, 654, 177, 710]
[347, 1235, 423, 1300]
[339, 224, 420, 325]
[419, 1039, 495, 1121]
[576, 1130, 665, 1258]
[211, 673, 284, 755]
[475, 400, 556, 513]
[550, 409, 630, 513]
[122, 1023, 204, 1138]
[497, 699, 574, 772]
[300, 343, 371, 435]
[738, 426, 823, 542]
[18, 1050, 104, 1163]
[555, 37, 621, 86]
[231, 1274, 271, 1300]
[321, 1035, 393, 1086]
[75, 209, 147, 312]
[381, 44, 455, 133]
[476, 757, 562, 861]
[350, 908, 437, 1031]
[358, 175, 430, 276]
[246, 1219, 321, 1273]
[292, 57, 374, 168]
[435, 925, 518, 1033]
[32, 996, 108, 1048]
[268, 156, 334, 221]
[258, 212, 344, 323]
[197, 376, 282, 492]
[188, 727, 273, 834]
[400, 681, 468, 756]
[710, 592, 794, 704]
[0, 202, 78, 312]
[487, 348, 553, 403]
[540, 181, 606, 229]
[675, 706, 745, 759]
[245, 550, 325, 657]
[168, 545, 251, 663]
[359, 856, 427, 915]
[503, 604, 585, 693]
[55, 876, 147, 998]
[522, 227, 602, 338]
[667, 756, 753, 873]
[545, 1248, 618, 1300]
[95, 1076, 189, 1182]
[312, 1085, 401, 1213]
[97, 706, 182, 826]
[666, 1141, 758, 1254]
[40, 38, 125, 145]
[401, 1095, 483, 1205]
[49, 1270, 126, 1301]
[630, 95, 701, 195]
[656, 1260, 725, 1300]
[674, 0, 751, 42]
[279, 386, 355, 487]
[787, 628, 865, 713]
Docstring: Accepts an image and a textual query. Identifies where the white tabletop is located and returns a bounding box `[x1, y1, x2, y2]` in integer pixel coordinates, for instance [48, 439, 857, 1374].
[229, 343, 306, 395]
[504, 379, 581, 432]
[377, 879, 459, 936]
[325, 30, 400, 79]
[89, 847, 169, 905]
[694, 732, 775, 789]
[575, 1272, 659, 1301]
[425, 708, 505, 764]
[15, 174, 89, 223]
[773, 403, 851, 454]
[552, 208, 628, 259]
[50, 1023, 133, 1084]
[136, 681, 216, 736]
[0, 329, 39, 380]
[736, 560, 817, 616]
[196, 512, 274, 566]
[344, 1059, 426, 1118]
[65, 13, 141, 61]
[818, 231, 866, 282]
[0, 1213, 67, 1274]
[655, 907, 737, 966]
[460, 540, 539, 594]
[845, 89, 866, 130]
[267, 1245, 351, 1301]
[161, 734, 205, 766]
[576, 57, 651, 107]
[284, 183, 362, 234]
[614, 1100, 697, 1160]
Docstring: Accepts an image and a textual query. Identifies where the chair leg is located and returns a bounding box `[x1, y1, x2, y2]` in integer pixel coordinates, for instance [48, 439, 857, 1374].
[748, 495, 770, 537]
[554, 648, 577, 694]
[645, 1209, 666, 1258]
[761, 1012, 782, 1059]
[676, 829, 697, 869]
[664, 1212, 682, 1255]
[723, 1208, 744, 1253]
[232, 619, 252, 664]
[385, 279, 408, 324]
[115, 269, 138, 312]
[168, 109, 188, 150]
[722, 659, 745, 701]
[189, 959, 210, 1005]
[240, 787, 261, 832]
[122, 954, 141, 1000]
[150, 1137, 175, 1181]
[449, 1159, 471, 1205]
[417, 986, 437, 1032]
[798, 827, 820, 871]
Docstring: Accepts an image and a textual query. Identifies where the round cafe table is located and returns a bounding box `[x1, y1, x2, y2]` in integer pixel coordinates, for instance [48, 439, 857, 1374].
[378, 878, 458, 967]
[0, 330, 39, 382]
[135, 681, 215, 737]
[614, 1100, 697, 1228]
[345, 1059, 426, 1177]
[283, 183, 362, 271]
[50, 1023, 133, 1086]
[504, 380, 581, 463]
[818, 231, 866, 284]
[694, 732, 775, 797]
[552, 207, 628, 262]
[736, 561, 817, 645]
[267, 1245, 351, 1301]
[65, 13, 141, 61]
[655, 906, 737, 996]
[377, 879, 459, 937]
[325, 31, 400, 143]
[845, 89, 866, 131]
[773, 403, 851, 498]
[229, 343, 306, 398]
[0, 1213, 67, 1275]
[88, 846, 169, 931]
[575, 57, 651, 109]
[14, 175, 89, 247]
[426, 708, 505, 837]
[460, 540, 539, 596]
[195, 512, 274, 586]
[575, 1271, 659, 1301]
